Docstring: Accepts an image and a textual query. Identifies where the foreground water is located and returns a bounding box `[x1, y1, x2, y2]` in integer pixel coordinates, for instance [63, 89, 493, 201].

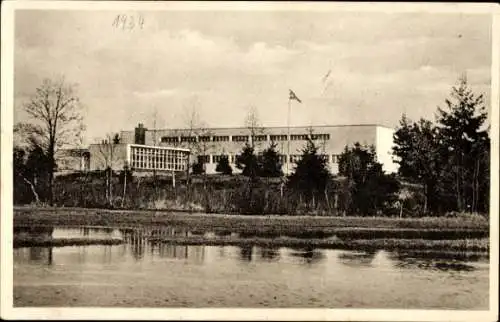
[13, 227, 489, 309]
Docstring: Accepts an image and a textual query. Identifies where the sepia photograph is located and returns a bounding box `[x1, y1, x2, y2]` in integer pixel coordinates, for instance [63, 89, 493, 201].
[1, 1, 499, 321]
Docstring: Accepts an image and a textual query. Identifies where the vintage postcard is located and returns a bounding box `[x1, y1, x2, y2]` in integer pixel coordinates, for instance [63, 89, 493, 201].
[1, 1, 499, 321]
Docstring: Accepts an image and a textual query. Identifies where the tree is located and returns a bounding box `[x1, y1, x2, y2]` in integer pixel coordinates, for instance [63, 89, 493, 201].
[192, 160, 205, 175]
[259, 142, 283, 177]
[287, 138, 332, 209]
[13, 145, 52, 204]
[113, 133, 121, 144]
[436, 75, 489, 213]
[215, 155, 233, 175]
[244, 106, 265, 149]
[393, 115, 442, 214]
[339, 143, 400, 216]
[20, 77, 84, 205]
[96, 133, 119, 207]
[181, 101, 215, 189]
[236, 144, 259, 178]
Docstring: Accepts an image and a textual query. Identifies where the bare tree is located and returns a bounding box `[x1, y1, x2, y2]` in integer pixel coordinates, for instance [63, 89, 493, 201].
[21, 77, 85, 205]
[183, 100, 215, 187]
[245, 106, 265, 150]
[96, 133, 119, 207]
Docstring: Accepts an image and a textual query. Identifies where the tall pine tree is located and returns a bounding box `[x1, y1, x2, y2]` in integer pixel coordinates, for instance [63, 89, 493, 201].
[436, 75, 489, 213]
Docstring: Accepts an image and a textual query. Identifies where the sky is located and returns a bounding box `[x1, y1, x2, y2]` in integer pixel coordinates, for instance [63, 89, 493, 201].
[14, 8, 492, 145]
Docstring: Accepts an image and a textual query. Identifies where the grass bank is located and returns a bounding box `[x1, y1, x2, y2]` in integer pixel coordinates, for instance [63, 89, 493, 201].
[14, 206, 489, 232]
[13, 207, 490, 251]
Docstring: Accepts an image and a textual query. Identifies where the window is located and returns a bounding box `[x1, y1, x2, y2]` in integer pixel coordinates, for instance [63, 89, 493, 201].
[213, 154, 228, 164]
[180, 136, 197, 143]
[213, 136, 229, 142]
[253, 135, 268, 142]
[199, 136, 211, 142]
[232, 135, 249, 142]
[290, 155, 302, 163]
[331, 155, 340, 163]
[290, 134, 308, 141]
[270, 134, 288, 141]
[161, 136, 179, 144]
[311, 134, 330, 141]
[197, 155, 210, 164]
[129, 146, 189, 171]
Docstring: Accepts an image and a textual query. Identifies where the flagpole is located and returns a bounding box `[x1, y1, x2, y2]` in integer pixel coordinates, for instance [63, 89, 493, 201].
[287, 97, 291, 175]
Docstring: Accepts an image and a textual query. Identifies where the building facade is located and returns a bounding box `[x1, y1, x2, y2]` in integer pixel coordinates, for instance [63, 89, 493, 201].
[55, 148, 91, 174]
[113, 123, 398, 175]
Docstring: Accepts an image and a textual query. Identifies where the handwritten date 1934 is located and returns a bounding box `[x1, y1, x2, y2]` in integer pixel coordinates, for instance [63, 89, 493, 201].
[112, 14, 144, 30]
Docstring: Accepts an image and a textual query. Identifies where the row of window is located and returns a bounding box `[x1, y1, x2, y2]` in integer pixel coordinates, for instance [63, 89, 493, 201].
[198, 154, 341, 164]
[160, 133, 331, 143]
[129, 146, 189, 171]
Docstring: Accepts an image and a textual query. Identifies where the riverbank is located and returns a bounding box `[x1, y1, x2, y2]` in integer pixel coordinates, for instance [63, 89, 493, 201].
[13, 206, 490, 252]
[146, 236, 489, 252]
[14, 206, 489, 231]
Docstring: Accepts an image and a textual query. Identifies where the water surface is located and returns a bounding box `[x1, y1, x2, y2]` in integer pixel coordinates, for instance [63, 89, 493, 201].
[13, 227, 489, 309]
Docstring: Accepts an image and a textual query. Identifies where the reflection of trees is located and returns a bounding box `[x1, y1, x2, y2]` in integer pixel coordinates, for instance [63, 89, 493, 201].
[337, 250, 377, 267]
[120, 228, 207, 262]
[239, 245, 254, 262]
[218, 246, 226, 258]
[389, 251, 479, 272]
[128, 230, 146, 260]
[259, 247, 280, 261]
[28, 247, 53, 265]
[15, 226, 54, 238]
[150, 227, 189, 238]
[290, 246, 325, 264]
[156, 243, 205, 263]
[102, 245, 113, 264]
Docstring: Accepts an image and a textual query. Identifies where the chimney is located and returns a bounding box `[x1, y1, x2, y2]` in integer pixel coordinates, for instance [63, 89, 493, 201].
[134, 123, 147, 145]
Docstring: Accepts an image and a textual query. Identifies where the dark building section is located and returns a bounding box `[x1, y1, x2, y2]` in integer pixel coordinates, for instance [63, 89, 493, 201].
[134, 123, 147, 145]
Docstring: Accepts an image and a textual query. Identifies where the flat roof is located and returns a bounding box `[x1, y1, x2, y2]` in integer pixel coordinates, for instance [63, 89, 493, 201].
[122, 123, 394, 133]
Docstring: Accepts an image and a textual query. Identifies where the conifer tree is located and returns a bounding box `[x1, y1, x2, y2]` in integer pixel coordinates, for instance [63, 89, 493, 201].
[287, 139, 332, 208]
[215, 155, 233, 175]
[259, 142, 283, 177]
[436, 75, 489, 213]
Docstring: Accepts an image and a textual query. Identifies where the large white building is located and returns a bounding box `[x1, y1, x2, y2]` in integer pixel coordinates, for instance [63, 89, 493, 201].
[84, 123, 398, 175]
[57, 123, 398, 175]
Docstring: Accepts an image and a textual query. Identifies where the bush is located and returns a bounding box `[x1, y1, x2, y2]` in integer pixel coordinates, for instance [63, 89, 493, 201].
[215, 155, 232, 175]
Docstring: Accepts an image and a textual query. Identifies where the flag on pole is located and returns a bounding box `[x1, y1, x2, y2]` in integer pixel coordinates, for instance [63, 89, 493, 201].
[289, 89, 302, 103]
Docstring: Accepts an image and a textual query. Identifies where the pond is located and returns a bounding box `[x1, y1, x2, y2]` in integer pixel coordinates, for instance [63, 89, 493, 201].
[13, 227, 489, 309]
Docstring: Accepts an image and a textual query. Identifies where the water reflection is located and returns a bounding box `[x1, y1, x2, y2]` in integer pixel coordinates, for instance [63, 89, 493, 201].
[289, 246, 325, 264]
[27, 247, 53, 265]
[337, 250, 377, 267]
[389, 251, 479, 272]
[259, 247, 281, 261]
[14, 226, 54, 238]
[239, 245, 254, 262]
[13, 226, 488, 274]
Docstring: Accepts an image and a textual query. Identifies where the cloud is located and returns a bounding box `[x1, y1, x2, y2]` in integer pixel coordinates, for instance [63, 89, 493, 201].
[14, 10, 492, 144]
[132, 89, 181, 98]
